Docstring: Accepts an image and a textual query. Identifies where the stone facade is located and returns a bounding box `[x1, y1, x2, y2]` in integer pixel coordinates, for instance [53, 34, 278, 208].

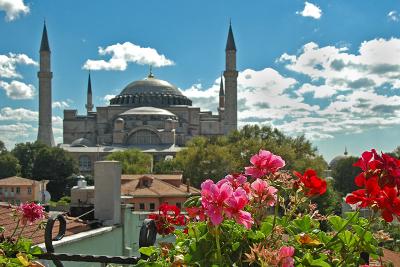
[49, 24, 238, 172]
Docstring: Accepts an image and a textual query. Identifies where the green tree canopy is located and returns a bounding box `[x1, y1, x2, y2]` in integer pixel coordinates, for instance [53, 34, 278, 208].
[0, 152, 20, 178]
[331, 156, 360, 196]
[12, 142, 78, 200]
[106, 149, 152, 174]
[12, 142, 47, 178]
[32, 146, 78, 200]
[0, 140, 7, 154]
[155, 125, 328, 188]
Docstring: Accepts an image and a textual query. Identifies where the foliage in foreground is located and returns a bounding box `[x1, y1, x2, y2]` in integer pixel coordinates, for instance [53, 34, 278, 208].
[137, 148, 400, 266]
[0, 203, 45, 266]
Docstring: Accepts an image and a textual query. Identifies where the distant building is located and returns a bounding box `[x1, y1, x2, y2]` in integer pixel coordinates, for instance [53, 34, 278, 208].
[329, 147, 349, 170]
[70, 173, 199, 214]
[120, 174, 200, 211]
[35, 23, 238, 175]
[0, 176, 49, 205]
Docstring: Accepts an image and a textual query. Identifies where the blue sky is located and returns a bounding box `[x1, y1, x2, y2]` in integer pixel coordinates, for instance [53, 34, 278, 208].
[1, 0, 400, 162]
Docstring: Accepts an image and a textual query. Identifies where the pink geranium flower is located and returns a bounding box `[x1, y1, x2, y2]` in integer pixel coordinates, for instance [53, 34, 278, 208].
[278, 246, 295, 267]
[245, 150, 285, 178]
[251, 178, 278, 206]
[17, 202, 45, 225]
[225, 188, 254, 229]
[201, 179, 233, 225]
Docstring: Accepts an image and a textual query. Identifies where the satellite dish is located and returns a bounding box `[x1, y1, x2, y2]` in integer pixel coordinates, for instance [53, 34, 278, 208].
[42, 191, 51, 203]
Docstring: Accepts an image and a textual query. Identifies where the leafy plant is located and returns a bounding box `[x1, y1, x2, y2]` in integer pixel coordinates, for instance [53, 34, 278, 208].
[137, 149, 399, 266]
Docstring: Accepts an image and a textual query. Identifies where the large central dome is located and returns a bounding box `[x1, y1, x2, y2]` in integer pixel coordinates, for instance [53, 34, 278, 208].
[109, 73, 192, 107]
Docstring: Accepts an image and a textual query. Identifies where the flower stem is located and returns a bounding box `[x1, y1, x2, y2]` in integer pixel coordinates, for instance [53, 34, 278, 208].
[271, 191, 280, 238]
[10, 219, 20, 239]
[215, 225, 222, 265]
[16, 223, 26, 244]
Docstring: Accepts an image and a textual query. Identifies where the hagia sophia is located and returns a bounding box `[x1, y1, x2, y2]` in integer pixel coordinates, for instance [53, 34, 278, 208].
[36, 23, 238, 174]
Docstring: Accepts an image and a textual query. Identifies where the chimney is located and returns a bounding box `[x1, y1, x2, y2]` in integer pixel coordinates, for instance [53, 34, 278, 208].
[186, 178, 190, 193]
[94, 161, 121, 225]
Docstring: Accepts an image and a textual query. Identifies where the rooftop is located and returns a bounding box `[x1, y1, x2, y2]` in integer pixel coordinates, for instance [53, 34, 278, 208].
[0, 176, 46, 186]
[0, 205, 90, 245]
[121, 174, 200, 197]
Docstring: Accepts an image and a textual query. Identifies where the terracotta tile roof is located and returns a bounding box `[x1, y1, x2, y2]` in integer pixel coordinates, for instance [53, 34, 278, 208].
[0, 205, 90, 245]
[0, 176, 40, 186]
[121, 175, 200, 197]
[121, 174, 183, 180]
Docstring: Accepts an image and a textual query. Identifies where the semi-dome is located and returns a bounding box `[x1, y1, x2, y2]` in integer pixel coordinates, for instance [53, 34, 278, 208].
[109, 73, 192, 107]
[70, 138, 94, 147]
[119, 106, 177, 117]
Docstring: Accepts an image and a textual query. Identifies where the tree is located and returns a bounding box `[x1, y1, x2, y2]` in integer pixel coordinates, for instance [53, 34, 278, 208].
[331, 156, 360, 196]
[32, 146, 78, 200]
[12, 142, 47, 178]
[0, 140, 7, 154]
[0, 153, 20, 178]
[12, 142, 78, 200]
[106, 149, 152, 174]
[154, 125, 328, 188]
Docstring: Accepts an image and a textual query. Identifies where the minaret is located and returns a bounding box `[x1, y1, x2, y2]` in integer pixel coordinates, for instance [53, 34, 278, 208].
[219, 74, 225, 109]
[37, 22, 55, 147]
[85, 72, 94, 113]
[223, 22, 238, 134]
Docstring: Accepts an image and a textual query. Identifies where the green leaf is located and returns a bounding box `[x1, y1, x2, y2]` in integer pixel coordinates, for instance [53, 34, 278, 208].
[232, 242, 240, 251]
[292, 215, 315, 232]
[138, 246, 157, 256]
[310, 258, 331, 267]
[339, 230, 355, 247]
[352, 224, 364, 236]
[328, 216, 347, 232]
[260, 221, 273, 236]
[248, 230, 265, 241]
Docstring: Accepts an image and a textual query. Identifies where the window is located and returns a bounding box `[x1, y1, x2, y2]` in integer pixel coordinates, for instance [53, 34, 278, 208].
[149, 203, 155, 211]
[79, 155, 91, 171]
[27, 187, 32, 194]
[11, 187, 14, 193]
[16, 187, 20, 194]
[139, 203, 145, 210]
[176, 202, 181, 209]
[0, 188, 2, 195]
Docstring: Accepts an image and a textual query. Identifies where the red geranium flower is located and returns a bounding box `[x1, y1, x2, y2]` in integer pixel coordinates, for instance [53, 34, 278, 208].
[148, 203, 186, 235]
[346, 149, 400, 222]
[294, 169, 327, 197]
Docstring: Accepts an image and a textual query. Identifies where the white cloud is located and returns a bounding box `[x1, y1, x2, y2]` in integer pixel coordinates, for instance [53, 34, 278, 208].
[0, 0, 29, 21]
[279, 38, 400, 90]
[296, 2, 322, 19]
[0, 80, 35, 99]
[182, 67, 319, 126]
[388, 10, 399, 22]
[103, 94, 115, 104]
[83, 42, 174, 71]
[0, 107, 37, 121]
[52, 101, 70, 109]
[0, 53, 37, 79]
[0, 123, 35, 149]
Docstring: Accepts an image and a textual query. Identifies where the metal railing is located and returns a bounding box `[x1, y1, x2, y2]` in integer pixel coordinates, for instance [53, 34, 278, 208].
[37, 214, 157, 267]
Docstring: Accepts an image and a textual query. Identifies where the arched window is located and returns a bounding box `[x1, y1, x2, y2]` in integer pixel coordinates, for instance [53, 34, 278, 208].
[127, 130, 161, 145]
[79, 155, 91, 171]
